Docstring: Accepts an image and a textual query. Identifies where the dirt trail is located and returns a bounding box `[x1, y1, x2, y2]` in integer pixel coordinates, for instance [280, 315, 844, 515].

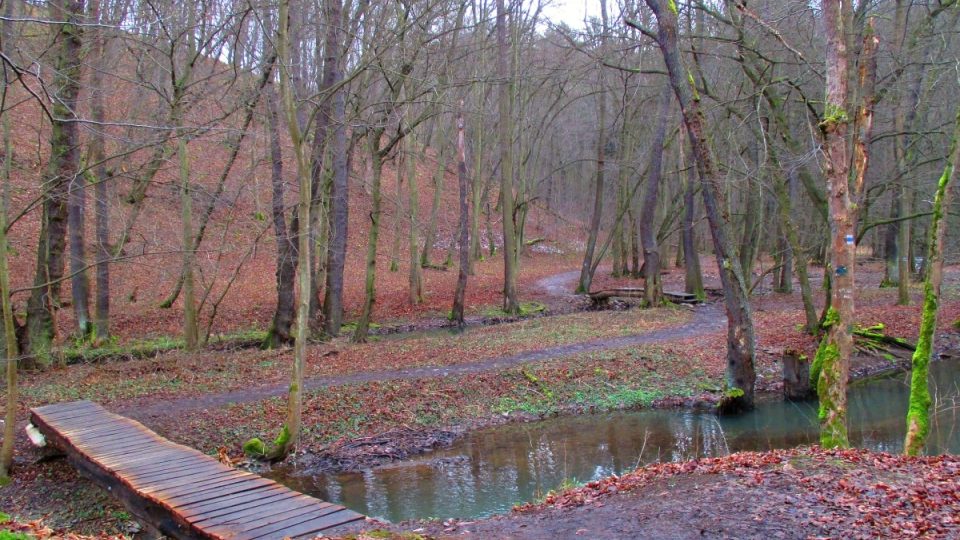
[125, 271, 726, 420]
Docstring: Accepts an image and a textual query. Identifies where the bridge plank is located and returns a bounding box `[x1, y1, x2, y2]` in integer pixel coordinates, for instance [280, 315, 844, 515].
[195, 494, 318, 526]
[29, 401, 366, 539]
[242, 508, 364, 540]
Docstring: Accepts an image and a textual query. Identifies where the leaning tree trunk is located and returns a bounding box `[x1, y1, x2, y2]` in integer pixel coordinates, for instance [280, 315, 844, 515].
[637, 0, 757, 412]
[904, 105, 959, 456]
[813, 0, 856, 449]
[639, 90, 671, 307]
[451, 105, 470, 326]
[25, 0, 84, 367]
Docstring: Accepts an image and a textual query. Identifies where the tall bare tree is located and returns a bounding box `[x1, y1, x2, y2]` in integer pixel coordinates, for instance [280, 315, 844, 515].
[635, 0, 757, 412]
[25, 0, 85, 366]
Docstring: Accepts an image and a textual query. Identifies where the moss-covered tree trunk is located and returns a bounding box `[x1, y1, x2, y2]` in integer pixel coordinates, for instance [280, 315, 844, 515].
[815, 0, 854, 449]
[904, 105, 959, 456]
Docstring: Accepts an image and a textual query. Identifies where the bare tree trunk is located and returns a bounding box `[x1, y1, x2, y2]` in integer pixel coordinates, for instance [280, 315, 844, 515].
[89, 0, 109, 341]
[354, 138, 384, 343]
[177, 131, 198, 351]
[422, 129, 449, 267]
[773, 166, 818, 333]
[26, 0, 85, 366]
[680, 144, 704, 299]
[321, 0, 348, 337]
[739, 152, 762, 280]
[407, 132, 423, 305]
[470, 95, 484, 268]
[275, 0, 311, 458]
[0, 0, 18, 476]
[0, 206, 15, 479]
[159, 56, 277, 310]
[577, 87, 606, 294]
[390, 152, 403, 273]
[897, 193, 911, 303]
[452, 105, 470, 326]
[904, 105, 958, 456]
[264, 83, 296, 348]
[882, 197, 901, 287]
[497, 0, 519, 313]
[68, 155, 90, 338]
[629, 205, 640, 277]
[639, 90, 671, 306]
[636, 1, 757, 412]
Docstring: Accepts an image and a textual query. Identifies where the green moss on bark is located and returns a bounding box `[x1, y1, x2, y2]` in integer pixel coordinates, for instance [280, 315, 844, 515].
[242, 437, 266, 457]
[809, 307, 840, 387]
[904, 122, 956, 455]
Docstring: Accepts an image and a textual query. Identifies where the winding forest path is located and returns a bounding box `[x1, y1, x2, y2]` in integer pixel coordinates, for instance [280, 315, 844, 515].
[127, 270, 726, 420]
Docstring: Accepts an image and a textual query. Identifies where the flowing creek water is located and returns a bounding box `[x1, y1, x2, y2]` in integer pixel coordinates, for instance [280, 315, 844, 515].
[271, 359, 960, 523]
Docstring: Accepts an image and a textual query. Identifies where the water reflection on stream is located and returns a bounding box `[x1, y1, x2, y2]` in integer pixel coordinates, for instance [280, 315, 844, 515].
[273, 360, 960, 523]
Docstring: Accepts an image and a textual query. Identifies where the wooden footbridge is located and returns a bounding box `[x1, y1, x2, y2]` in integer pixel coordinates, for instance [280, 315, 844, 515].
[29, 401, 365, 539]
[589, 287, 701, 305]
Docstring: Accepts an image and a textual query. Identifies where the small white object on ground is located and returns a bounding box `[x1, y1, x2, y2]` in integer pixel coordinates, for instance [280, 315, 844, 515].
[26, 423, 46, 447]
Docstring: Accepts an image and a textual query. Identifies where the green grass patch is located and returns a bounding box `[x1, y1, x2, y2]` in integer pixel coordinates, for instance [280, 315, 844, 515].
[482, 301, 547, 318]
[61, 327, 267, 364]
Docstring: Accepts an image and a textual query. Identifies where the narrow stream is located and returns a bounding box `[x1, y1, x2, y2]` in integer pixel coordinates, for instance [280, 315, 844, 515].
[273, 360, 960, 523]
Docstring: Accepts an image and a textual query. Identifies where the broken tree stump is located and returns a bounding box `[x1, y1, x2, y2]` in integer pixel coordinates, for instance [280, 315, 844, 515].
[782, 349, 814, 401]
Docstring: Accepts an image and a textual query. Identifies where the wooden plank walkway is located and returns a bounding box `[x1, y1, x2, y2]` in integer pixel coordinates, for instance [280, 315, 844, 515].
[29, 400, 365, 539]
[589, 287, 701, 305]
